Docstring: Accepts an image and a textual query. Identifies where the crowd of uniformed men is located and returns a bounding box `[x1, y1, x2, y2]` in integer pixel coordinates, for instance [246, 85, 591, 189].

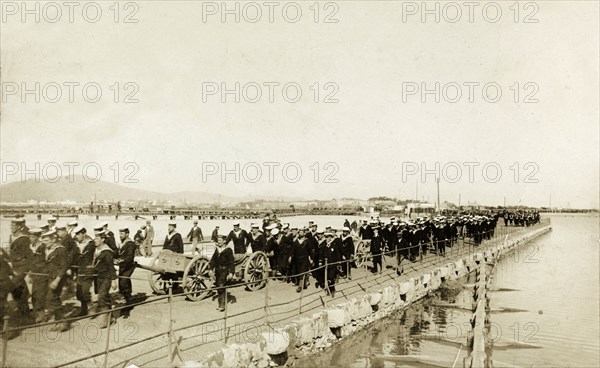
[1, 209, 540, 330]
[1, 218, 137, 333]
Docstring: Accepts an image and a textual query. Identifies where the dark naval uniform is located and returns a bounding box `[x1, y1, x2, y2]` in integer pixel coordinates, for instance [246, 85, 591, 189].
[0, 249, 14, 325]
[249, 232, 267, 253]
[291, 237, 311, 290]
[92, 245, 117, 315]
[209, 246, 234, 310]
[163, 231, 184, 253]
[225, 229, 250, 254]
[359, 225, 373, 240]
[44, 243, 68, 323]
[9, 231, 33, 316]
[76, 237, 95, 315]
[105, 230, 118, 253]
[162, 231, 183, 290]
[340, 235, 354, 278]
[278, 234, 293, 280]
[318, 239, 341, 296]
[370, 232, 385, 273]
[30, 241, 47, 320]
[117, 238, 137, 306]
[61, 234, 80, 299]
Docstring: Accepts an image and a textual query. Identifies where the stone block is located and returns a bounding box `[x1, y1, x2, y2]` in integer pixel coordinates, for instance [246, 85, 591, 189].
[369, 292, 382, 306]
[327, 308, 346, 328]
[399, 281, 411, 295]
[261, 332, 290, 355]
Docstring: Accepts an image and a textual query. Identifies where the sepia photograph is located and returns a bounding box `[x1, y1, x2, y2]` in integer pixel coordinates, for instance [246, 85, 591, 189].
[0, 1, 598, 367]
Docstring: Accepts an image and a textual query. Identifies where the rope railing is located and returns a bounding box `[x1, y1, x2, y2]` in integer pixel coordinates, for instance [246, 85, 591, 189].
[0, 220, 550, 368]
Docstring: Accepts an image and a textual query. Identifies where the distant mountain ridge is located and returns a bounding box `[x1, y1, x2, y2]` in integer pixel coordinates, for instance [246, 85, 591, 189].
[0, 176, 301, 204]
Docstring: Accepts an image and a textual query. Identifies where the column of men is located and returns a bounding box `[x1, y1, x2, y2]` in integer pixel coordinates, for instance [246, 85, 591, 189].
[502, 210, 540, 227]
[210, 220, 354, 301]
[1, 218, 137, 333]
[357, 213, 501, 273]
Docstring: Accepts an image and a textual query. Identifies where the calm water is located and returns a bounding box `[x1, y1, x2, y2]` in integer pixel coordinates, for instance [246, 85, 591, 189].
[298, 214, 600, 368]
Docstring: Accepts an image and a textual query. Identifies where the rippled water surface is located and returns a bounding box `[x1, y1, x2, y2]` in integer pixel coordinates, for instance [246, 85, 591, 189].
[298, 214, 600, 368]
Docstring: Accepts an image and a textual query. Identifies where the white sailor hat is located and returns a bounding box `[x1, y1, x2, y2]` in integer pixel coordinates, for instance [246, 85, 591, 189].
[101, 221, 109, 227]
[251, 223, 260, 228]
[370, 220, 377, 224]
[271, 228, 280, 235]
[94, 229, 106, 236]
[266, 223, 278, 230]
[232, 221, 240, 226]
[42, 229, 57, 237]
[56, 224, 67, 231]
[168, 222, 177, 227]
[47, 216, 57, 222]
[290, 225, 298, 230]
[324, 231, 334, 237]
[29, 228, 43, 236]
[11, 218, 25, 224]
[341, 226, 350, 232]
[74, 226, 86, 235]
[67, 220, 78, 226]
[119, 227, 129, 232]
[316, 228, 325, 234]
[94, 224, 104, 231]
[282, 223, 289, 229]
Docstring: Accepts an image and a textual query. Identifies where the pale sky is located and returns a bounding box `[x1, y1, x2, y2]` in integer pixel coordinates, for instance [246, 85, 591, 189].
[1, 1, 598, 209]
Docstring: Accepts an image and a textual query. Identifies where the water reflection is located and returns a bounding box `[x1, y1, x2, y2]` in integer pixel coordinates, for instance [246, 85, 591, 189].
[298, 278, 475, 368]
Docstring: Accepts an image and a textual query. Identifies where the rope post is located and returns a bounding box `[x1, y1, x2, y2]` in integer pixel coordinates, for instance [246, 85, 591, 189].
[168, 283, 174, 367]
[223, 286, 228, 343]
[1, 315, 9, 368]
[324, 259, 328, 298]
[102, 310, 112, 368]
[298, 272, 304, 316]
[346, 260, 349, 281]
[264, 276, 269, 325]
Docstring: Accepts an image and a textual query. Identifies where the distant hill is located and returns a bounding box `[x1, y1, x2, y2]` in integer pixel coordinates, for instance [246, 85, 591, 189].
[0, 176, 246, 204]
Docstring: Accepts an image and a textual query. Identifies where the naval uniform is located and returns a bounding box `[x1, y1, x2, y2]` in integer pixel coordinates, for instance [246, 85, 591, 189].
[291, 238, 311, 290]
[92, 244, 117, 313]
[209, 246, 234, 310]
[249, 231, 267, 253]
[76, 237, 95, 315]
[225, 229, 250, 255]
[370, 233, 385, 273]
[30, 241, 47, 319]
[44, 243, 68, 322]
[340, 235, 354, 278]
[0, 249, 14, 323]
[105, 230, 118, 254]
[359, 225, 373, 240]
[162, 231, 183, 290]
[9, 231, 33, 317]
[318, 240, 341, 296]
[117, 238, 137, 305]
